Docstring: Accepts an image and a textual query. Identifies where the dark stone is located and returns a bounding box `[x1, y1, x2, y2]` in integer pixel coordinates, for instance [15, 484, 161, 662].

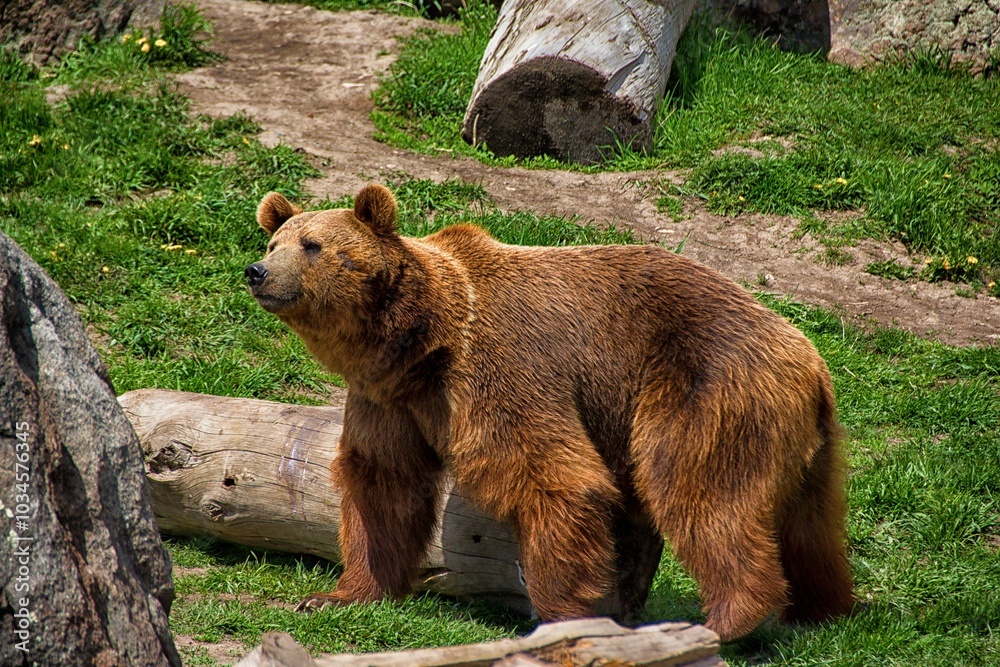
[0, 0, 166, 66]
[702, 0, 832, 54]
[0, 231, 180, 667]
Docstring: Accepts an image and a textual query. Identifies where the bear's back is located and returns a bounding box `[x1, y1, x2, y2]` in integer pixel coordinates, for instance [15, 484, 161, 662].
[420, 225, 824, 440]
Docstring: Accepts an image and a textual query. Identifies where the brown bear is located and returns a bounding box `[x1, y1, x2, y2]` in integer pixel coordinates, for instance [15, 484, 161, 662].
[245, 184, 854, 641]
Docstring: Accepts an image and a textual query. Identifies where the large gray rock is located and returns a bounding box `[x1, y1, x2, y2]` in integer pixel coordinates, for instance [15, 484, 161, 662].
[0, 231, 180, 667]
[0, 0, 166, 66]
[829, 0, 1000, 67]
[703, 0, 999, 66]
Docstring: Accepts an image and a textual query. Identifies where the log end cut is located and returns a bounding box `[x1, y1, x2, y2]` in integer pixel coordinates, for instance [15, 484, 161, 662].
[461, 56, 650, 165]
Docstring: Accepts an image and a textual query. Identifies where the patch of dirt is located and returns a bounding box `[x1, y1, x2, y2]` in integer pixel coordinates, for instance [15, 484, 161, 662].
[174, 634, 248, 665]
[176, 0, 1000, 346]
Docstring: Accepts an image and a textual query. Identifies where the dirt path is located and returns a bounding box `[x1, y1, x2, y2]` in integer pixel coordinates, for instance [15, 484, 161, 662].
[176, 0, 999, 346]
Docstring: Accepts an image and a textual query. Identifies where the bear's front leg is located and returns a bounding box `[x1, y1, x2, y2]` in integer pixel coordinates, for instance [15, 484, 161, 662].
[456, 428, 621, 620]
[296, 393, 442, 612]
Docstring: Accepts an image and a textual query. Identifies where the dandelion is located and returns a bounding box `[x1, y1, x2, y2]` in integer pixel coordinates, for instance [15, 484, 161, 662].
[141, 42, 151, 53]
[924, 257, 934, 264]
[62, 143, 70, 150]
[136, 36, 148, 45]
[967, 256, 978, 265]
[813, 183, 823, 189]
[28, 135, 42, 146]
[185, 249, 197, 255]
[101, 266, 110, 274]
[942, 258, 951, 270]
[835, 177, 848, 185]
[242, 137, 250, 145]
[989, 281, 997, 290]
[154, 39, 167, 48]
[122, 33, 132, 43]
[738, 195, 745, 202]
[164, 244, 183, 251]
[48, 251, 57, 258]
[943, 173, 952, 179]
[57, 243, 66, 249]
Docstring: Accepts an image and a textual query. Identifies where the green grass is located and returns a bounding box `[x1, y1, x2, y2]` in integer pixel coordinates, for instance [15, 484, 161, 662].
[866, 260, 916, 281]
[251, 0, 460, 18]
[3, 15, 999, 667]
[371, 7, 1000, 291]
[51, 3, 221, 87]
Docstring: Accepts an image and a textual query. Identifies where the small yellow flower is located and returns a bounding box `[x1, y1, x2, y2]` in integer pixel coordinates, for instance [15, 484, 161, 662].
[136, 36, 148, 45]
[141, 42, 151, 53]
[164, 244, 183, 251]
[242, 137, 250, 145]
[966, 256, 978, 265]
[101, 266, 110, 274]
[924, 257, 934, 264]
[57, 243, 66, 249]
[28, 135, 42, 146]
[813, 183, 823, 189]
[48, 251, 57, 258]
[989, 281, 997, 290]
[942, 258, 951, 270]
[738, 195, 745, 202]
[154, 39, 167, 48]
[185, 248, 197, 255]
[62, 143, 70, 150]
[122, 33, 132, 43]
[835, 177, 848, 185]
[943, 173, 952, 179]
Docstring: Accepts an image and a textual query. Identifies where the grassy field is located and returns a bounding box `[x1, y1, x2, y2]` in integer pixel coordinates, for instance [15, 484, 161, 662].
[2, 6, 998, 666]
[372, 2, 1000, 294]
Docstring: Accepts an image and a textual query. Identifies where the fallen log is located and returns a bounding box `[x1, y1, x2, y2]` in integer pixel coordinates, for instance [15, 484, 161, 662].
[120, 389, 663, 620]
[234, 618, 724, 667]
[461, 0, 696, 164]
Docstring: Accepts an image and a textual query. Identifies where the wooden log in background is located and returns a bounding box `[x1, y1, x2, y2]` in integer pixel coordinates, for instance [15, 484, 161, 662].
[461, 0, 697, 164]
[121, 389, 665, 621]
[234, 618, 724, 667]
[119, 389, 532, 614]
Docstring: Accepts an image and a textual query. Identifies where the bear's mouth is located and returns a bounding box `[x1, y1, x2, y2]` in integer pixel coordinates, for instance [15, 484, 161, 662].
[252, 292, 300, 313]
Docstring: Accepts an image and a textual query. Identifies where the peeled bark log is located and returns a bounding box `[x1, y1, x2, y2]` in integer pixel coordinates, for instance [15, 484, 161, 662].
[461, 0, 696, 164]
[0, 232, 179, 667]
[121, 389, 664, 621]
[234, 618, 724, 667]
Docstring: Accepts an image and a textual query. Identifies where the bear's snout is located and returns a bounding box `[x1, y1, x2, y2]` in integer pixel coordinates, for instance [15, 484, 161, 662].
[245, 262, 269, 288]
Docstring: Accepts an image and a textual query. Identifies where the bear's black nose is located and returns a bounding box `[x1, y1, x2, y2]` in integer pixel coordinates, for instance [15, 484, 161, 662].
[245, 263, 268, 288]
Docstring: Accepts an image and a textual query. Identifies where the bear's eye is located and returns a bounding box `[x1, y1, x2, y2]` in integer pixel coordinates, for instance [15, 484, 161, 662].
[302, 240, 321, 254]
[267, 242, 276, 253]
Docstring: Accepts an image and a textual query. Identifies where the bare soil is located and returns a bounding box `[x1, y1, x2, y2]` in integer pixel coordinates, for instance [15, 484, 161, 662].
[176, 0, 1000, 346]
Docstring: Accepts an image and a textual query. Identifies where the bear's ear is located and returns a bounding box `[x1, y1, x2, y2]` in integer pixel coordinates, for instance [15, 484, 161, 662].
[353, 184, 398, 237]
[257, 192, 302, 236]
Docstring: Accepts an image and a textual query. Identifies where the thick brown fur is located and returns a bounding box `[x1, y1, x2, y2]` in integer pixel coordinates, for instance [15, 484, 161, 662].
[248, 185, 855, 641]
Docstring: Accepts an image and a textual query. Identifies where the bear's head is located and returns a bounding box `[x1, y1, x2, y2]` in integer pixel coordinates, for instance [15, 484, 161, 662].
[245, 184, 399, 327]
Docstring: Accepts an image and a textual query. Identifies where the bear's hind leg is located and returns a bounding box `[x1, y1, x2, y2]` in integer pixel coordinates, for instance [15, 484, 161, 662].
[779, 435, 855, 624]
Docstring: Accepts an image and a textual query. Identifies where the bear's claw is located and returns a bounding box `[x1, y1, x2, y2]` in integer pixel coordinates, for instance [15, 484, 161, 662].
[294, 593, 344, 613]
